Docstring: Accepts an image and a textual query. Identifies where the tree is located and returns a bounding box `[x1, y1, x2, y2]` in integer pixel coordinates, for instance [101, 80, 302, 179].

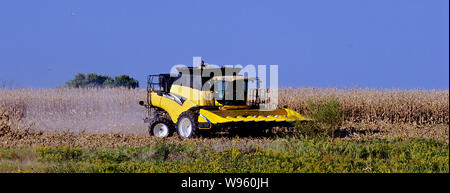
[65, 73, 86, 88]
[85, 73, 113, 88]
[65, 73, 139, 89]
[113, 75, 139, 89]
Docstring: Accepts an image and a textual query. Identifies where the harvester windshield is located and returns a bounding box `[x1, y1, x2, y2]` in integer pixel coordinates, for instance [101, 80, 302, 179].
[213, 78, 248, 106]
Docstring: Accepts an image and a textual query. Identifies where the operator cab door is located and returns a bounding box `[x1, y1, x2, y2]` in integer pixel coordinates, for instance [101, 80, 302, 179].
[213, 78, 248, 106]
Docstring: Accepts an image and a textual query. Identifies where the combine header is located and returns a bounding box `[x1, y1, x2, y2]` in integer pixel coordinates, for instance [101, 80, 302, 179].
[139, 61, 309, 138]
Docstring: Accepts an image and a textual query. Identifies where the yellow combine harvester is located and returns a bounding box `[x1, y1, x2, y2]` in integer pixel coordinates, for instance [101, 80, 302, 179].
[139, 64, 309, 138]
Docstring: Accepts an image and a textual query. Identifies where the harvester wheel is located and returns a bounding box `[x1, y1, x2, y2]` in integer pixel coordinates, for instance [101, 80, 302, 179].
[176, 111, 199, 138]
[149, 118, 174, 138]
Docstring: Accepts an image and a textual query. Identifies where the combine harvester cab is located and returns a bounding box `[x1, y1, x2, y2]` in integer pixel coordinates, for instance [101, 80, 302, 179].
[139, 62, 310, 138]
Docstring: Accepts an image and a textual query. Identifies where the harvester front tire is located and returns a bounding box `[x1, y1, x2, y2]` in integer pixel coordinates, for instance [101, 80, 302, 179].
[176, 111, 199, 138]
[149, 118, 174, 138]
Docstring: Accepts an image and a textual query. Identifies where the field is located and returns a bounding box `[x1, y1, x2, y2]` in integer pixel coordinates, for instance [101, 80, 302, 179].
[0, 88, 449, 173]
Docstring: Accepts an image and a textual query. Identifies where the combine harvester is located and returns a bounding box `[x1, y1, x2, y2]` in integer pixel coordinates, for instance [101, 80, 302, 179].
[139, 61, 309, 138]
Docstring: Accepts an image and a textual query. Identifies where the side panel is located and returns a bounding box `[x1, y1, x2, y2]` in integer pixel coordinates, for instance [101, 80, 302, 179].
[150, 92, 161, 106]
[150, 92, 198, 123]
[198, 109, 230, 124]
[170, 85, 214, 106]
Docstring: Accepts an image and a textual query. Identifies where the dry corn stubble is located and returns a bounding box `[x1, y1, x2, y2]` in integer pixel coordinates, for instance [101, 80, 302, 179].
[0, 88, 147, 134]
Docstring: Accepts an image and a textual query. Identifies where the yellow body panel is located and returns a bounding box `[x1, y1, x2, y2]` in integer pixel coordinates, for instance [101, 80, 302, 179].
[150, 92, 197, 123]
[170, 85, 214, 106]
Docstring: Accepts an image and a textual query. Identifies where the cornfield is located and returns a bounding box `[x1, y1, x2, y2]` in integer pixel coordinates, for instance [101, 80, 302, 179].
[0, 102, 25, 136]
[0, 88, 146, 134]
[0, 88, 448, 136]
[279, 88, 449, 124]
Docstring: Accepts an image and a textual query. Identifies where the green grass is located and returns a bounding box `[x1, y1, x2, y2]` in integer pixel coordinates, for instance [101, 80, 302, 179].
[0, 137, 448, 173]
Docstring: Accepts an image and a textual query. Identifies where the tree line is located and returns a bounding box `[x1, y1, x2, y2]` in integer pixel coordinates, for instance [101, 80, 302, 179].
[65, 73, 139, 89]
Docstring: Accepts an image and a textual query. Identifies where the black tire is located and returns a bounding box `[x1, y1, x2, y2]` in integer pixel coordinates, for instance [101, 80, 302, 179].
[149, 118, 174, 138]
[176, 111, 199, 138]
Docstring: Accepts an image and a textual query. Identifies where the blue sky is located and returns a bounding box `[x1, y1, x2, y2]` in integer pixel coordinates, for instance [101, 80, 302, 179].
[0, 0, 448, 89]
